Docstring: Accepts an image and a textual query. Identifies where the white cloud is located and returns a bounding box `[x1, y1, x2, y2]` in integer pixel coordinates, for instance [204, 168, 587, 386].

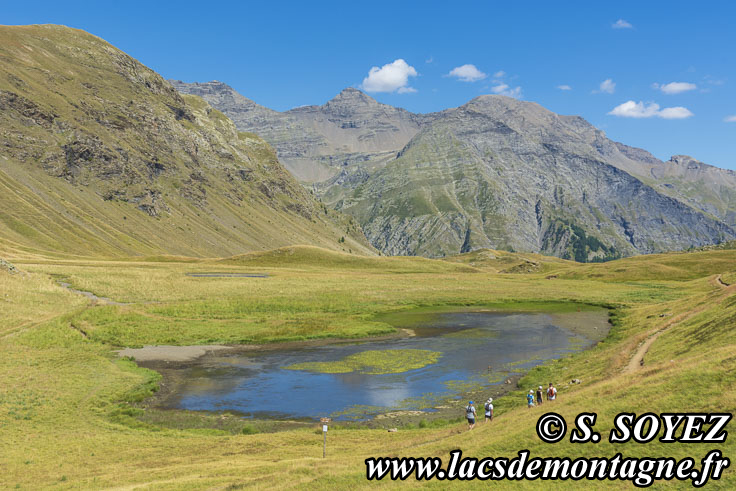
[596, 79, 616, 94]
[491, 83, 522, 98]
[493, 70, 506, 79]
[425, 56, 434, 64]
[725, 115, 736, 123]
[609, 101, 660, 118]
[608, 100, 694, 119]
[612, 19, 633, 29]
[658, 107, 694, 119]
[557, 85, 572, 91]
[652, 82, 697, 94]
[361, 59, 418, 93]
[447, 64, 487, 82]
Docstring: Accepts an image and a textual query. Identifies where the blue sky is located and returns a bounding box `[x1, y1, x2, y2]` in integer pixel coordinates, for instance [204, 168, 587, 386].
[4, 1, 735, 169]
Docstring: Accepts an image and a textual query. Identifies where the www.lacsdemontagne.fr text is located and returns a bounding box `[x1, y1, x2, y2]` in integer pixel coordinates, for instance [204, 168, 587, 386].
[365, 450, 729, 487]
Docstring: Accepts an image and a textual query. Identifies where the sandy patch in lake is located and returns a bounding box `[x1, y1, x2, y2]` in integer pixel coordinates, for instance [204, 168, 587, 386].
[117, 345, 234, 362]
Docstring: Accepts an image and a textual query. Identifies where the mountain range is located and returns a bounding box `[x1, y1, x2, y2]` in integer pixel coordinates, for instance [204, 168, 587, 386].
[172, 81, 736, 259]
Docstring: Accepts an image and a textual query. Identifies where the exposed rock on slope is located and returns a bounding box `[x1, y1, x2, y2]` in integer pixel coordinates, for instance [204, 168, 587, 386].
[171, 81, 428, 182]
[173, 84, 736, 260]
[0, 25, 372, 257]
[0, 258, 18, 274]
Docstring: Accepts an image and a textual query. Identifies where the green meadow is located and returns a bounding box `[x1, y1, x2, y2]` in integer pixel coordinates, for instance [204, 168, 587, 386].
[1, 245, 735, 488]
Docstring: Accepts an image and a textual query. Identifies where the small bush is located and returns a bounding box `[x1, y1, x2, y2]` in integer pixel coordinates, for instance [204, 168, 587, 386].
[241, 424, 258, 435]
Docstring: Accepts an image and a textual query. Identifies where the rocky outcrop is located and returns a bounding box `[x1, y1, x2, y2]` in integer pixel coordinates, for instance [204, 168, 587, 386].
[0, 258, 18, 274]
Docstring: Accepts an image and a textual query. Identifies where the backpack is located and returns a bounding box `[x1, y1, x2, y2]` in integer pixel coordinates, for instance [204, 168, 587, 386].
[466, 405, 474, 416]
[547, 387, 555, 397]
[484, 403, 491, 412]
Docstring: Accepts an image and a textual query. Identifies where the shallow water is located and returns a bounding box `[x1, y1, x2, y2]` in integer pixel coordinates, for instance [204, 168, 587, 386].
[160, 312, 601, 420]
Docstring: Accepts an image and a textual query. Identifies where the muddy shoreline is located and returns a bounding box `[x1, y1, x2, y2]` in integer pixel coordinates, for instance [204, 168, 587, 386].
[128, 307, 611, 431]
[123, 327, 417, 367]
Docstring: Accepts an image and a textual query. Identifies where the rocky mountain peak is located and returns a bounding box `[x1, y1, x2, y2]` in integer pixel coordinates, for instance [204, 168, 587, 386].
[669, 155, 698, 165]
[667, 155, 714, 171]
[460, 95, 554, 123]
[666, 155, 736, 175]
[322, 87, 383, 112]
[170, 79, 277, 120]
[333, 87, 374, 101]
[464, 94, 527, 109]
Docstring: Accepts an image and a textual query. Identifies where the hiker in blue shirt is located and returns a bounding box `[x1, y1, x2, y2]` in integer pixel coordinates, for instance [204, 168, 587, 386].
[527, 390, 535, 408]
[465, 401, 476, 430]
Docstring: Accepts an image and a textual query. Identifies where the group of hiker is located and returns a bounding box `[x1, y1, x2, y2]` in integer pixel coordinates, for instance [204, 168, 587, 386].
[464, 383, 557, 429]
[527, 382, 557, 408]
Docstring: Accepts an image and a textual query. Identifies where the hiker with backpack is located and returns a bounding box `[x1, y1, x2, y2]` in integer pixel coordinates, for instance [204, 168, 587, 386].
[484, 398, 493, 423]
[547, 382, 557, 401]
[465, 401, 477, 429]
[536, 386, 544, 406]
[527, 390, 535, 408]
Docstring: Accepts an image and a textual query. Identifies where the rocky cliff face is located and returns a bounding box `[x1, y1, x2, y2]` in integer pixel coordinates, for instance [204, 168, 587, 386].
[172, 83, 736, 260]
[333, 96, 734, 258]
[0, 26, 373, 257]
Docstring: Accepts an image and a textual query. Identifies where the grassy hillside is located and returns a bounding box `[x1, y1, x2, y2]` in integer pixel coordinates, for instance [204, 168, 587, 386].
[442, 248, 571, 273]
[221, 245, 479, 272]
[1, 245, 734, 488]
[0, 25, 372, 258]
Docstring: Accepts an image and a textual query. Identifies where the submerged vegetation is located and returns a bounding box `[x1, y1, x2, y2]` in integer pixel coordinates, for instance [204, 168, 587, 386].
[442, 327, 500, 339]
[284, 349, 442, 374]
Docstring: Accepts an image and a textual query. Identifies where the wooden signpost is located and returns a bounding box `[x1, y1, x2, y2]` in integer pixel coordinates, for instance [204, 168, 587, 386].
[320, 418, 331, 458]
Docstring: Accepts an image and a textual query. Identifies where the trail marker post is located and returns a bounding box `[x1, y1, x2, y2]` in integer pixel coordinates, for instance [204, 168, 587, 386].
[320, 418, 331, 458]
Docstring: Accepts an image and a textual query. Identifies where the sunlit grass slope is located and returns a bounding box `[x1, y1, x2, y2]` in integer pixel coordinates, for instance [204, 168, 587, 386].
[221, 245, 479, 272]
[1, 246, 734, 488]
[442, 248, 571, 273]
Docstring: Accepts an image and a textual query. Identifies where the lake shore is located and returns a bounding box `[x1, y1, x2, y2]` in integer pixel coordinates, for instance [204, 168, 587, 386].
[124, 305, 611, 432]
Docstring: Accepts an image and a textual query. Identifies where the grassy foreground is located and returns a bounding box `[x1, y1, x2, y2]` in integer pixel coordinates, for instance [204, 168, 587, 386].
[1, 246, 735, 489]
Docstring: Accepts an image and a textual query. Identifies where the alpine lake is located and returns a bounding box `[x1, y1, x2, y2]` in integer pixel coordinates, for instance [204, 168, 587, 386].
[139, 307, 610, 425]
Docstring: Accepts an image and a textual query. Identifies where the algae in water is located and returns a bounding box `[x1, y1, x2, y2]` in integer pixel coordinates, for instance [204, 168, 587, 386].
[283, 349, 442, 374]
